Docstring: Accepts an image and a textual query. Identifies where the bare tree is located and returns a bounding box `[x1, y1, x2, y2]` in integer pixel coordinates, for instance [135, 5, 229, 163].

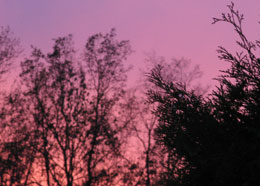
[0, 26, 21, 82]
[15, 35, 88, 186]
[2, 28, 133, 186]
[82, 28, 132, 186]
[131, 53, 207, 186]
[0, 26, 26, 186]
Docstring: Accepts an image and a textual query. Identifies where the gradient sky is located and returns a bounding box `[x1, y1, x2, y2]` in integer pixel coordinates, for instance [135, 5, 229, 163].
[1, 0, 260, 89]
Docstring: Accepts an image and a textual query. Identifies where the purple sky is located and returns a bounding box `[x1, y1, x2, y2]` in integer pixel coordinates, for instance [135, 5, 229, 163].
[1, 0, 260, 89]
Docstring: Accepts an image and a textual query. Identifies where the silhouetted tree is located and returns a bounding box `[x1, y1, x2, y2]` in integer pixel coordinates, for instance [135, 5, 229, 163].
[1, 28, 133, 186]
[132, 54, 206, 186]
[211, 2, 260, 185]
[12, 35, 89, 186]
[82, 28, 132, 186]
[0, 86, 38, 186]
[0, 27, 29, 186]
[147, 65, 221, 186]
[0, 26, 21, 82]
[147, 2, 260, 186]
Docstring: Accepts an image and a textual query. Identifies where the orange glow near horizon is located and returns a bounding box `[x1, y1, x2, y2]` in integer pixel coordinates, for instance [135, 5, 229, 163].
[1, 1, 260, 185]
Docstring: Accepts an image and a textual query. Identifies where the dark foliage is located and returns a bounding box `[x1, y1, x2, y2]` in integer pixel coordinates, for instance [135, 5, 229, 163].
[147, 3, 260, 186]
[1, 2, 260, 186]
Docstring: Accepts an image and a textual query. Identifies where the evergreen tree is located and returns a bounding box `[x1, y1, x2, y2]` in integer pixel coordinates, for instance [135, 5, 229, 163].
[147, 3, 260, 186]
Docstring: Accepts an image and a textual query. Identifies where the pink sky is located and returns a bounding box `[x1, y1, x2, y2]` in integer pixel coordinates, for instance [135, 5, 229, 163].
[1, 0, 260, 89]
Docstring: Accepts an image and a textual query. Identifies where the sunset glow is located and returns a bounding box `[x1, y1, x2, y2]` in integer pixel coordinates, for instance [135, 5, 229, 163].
[1, 1, 260, 186]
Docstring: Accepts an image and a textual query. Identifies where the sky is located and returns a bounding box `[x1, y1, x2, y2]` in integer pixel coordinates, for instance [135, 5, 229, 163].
[1, 0, 260, 90]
